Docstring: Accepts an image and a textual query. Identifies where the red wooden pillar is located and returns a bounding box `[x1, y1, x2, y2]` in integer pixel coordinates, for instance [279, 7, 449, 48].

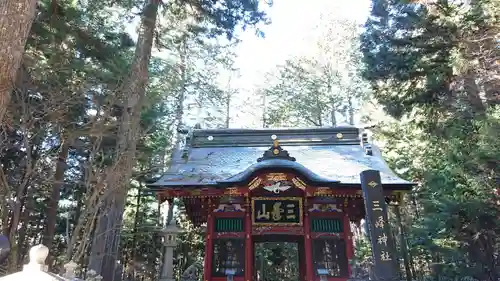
[204, 199, 214, 281]
[245, 196, 253, 281]
[344, 199, 354, 277]
[304, 202, 314, 281]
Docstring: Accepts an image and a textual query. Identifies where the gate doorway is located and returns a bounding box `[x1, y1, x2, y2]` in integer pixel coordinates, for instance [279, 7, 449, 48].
[253, 235, 305, 281]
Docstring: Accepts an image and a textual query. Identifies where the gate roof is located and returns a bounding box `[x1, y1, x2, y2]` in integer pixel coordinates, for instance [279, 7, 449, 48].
[149, 126, 413, 190]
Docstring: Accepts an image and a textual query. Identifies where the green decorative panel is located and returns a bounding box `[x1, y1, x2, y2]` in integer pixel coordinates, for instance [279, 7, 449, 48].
[214, 217, 245, 232]
[311, 218, 343, 233]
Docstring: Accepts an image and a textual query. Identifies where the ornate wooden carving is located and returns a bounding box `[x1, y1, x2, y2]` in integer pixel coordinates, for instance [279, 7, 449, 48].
[252, 226, 304, 235]
[213, 204, 245, 212]
[308, 203, 343, 213]
[257, 139, 296, 162]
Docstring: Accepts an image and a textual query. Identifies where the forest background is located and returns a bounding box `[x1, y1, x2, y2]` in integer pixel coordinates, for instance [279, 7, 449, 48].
[0, 0, 498, 280]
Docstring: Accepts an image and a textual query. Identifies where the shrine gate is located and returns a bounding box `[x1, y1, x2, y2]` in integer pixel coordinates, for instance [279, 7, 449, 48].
[149, 127, 413, 281]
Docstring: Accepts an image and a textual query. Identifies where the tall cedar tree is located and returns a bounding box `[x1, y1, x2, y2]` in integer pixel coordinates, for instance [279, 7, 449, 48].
[0, 0, 38, 124]
[86, 0, 267, 280]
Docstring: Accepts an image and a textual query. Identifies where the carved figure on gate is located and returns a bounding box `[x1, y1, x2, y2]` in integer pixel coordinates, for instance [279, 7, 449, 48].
[263, 181, 291, 194]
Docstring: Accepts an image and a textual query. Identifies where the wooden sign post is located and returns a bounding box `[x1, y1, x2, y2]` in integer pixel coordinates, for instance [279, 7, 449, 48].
[360, 170, 399, 281]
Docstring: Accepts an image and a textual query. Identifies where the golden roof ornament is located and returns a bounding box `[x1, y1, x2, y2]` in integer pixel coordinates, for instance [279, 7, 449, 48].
[257, 135, 296, 162]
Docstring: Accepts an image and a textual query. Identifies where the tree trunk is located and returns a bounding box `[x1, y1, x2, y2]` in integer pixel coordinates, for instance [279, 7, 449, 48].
[43, 136, 71, 268]
[224, 74, 233, 128]
[87, 0, 159, 280]
[16, 185, 34, 267]
[317, 103, 323, 127]
[347, 96, 354, 125]
[7, 135, 40, 272]
[0, 169, 11, 235]
[225, 92, 231, 128]
[261, 92, 267, 128]
[393, 205, 412, 281]
[174, 37, 187, 134]
[330, 108, 336, 127]
[130, 190, 142, 278]
[167, 37, 188, 161]
[0, 0, 38, 123]
[463, 69, 485, 116]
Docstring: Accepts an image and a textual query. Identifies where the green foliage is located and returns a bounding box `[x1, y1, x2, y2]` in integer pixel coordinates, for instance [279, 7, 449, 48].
[361, 0, 500, 278]
[261, 17, 369, 127]
[254, 242, 300, 281]
[167, 0, 269, 40]
[121, 190, 162, 280]
[350, 237, 373, 278]
[174, 201, 205, 279]
[0, 0, 268, 277]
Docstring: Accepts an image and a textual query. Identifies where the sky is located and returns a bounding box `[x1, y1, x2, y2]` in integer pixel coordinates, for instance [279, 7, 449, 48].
[127, 0, 373, 128]
[232, 0, 370, 90]
[222, 0, 371, 128]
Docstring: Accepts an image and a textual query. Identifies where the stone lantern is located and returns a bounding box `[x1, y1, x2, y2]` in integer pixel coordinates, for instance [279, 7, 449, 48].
[160, 219, 181, 281]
